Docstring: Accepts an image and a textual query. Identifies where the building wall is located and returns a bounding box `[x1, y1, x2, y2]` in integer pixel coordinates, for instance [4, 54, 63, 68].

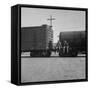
[21, 24, 53, 51]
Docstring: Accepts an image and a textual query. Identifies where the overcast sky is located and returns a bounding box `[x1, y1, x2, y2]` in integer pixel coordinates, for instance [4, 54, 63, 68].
[21, 7, 85, 43]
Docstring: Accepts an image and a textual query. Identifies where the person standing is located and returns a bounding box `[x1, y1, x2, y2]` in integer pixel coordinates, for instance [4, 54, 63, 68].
[63, 40, 69, 54]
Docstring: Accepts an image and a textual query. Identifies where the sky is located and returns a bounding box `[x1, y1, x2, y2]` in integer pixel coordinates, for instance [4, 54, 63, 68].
[21, 7, 85, 43]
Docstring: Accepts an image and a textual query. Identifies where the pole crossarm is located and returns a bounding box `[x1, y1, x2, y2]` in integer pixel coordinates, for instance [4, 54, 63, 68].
[47, 15, 55, 27]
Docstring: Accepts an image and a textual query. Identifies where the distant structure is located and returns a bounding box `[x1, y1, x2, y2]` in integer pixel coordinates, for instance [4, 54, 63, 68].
[47, 15, 55, 28]
[21, 24, 53, 51]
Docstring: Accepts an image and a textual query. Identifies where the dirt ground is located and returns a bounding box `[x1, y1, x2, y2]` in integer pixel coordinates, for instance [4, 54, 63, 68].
[21, 55, 86, 83]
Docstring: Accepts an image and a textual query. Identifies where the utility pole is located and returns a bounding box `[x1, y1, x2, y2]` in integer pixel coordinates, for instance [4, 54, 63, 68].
[47, 15, 55, 28]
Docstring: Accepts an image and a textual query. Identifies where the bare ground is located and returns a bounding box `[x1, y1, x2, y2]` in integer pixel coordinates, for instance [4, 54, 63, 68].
[21, 56, 85, 83]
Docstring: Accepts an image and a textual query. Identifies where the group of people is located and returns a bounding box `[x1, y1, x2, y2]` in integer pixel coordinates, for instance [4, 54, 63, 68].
[55, 40, 69, 54]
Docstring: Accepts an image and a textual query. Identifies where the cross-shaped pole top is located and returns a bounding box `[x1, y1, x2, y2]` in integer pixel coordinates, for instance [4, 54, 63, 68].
[47, 15, 55, 28]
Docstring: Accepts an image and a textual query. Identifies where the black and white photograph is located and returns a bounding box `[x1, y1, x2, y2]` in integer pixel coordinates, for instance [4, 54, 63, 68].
[20, 6, 87, 83]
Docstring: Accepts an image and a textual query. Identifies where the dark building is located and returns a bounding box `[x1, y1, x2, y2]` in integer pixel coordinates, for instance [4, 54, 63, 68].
[21, 24, 53, 51]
